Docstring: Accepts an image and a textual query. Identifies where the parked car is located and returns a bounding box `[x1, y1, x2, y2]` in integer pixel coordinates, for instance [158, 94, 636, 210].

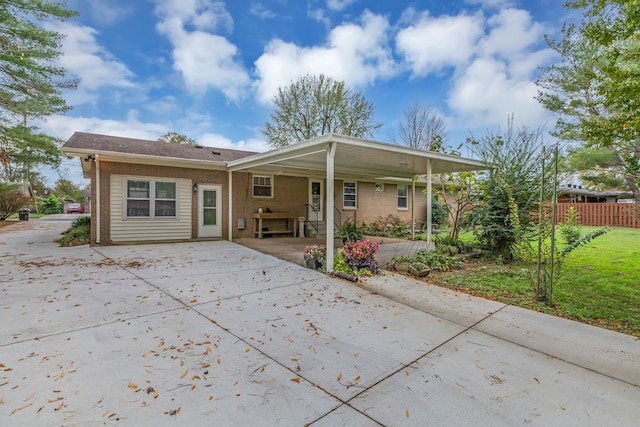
[65, 203, 84, 214]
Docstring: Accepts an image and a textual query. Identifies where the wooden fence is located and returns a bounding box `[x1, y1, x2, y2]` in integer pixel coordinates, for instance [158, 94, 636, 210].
[554, 203, 640, 228]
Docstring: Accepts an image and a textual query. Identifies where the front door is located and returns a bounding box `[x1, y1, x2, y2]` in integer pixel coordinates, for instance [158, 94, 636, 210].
[308, 180, 323, 222]
[198, 185, 221, 238]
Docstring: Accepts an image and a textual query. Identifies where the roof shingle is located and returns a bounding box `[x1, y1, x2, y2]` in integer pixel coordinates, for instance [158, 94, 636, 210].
[63, 132, 256, 163]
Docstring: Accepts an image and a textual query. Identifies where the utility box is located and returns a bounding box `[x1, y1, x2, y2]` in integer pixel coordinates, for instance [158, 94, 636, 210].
[18, 208, 30, 221]
[298, 217, 305, 238]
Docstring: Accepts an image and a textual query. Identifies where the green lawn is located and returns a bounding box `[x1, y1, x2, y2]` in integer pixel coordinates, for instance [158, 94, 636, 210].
[427, 227, 640, 337]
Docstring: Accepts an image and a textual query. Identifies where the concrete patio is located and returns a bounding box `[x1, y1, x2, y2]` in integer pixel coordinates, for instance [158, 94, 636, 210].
[0, 216, 638, 426]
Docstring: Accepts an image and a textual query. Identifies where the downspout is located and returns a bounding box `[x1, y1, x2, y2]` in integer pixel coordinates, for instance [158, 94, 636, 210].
[426, 159, 432, 250]
[325, 142, 336, 273]
[228, 171, 233, 241]
[95, 154, 100, 244]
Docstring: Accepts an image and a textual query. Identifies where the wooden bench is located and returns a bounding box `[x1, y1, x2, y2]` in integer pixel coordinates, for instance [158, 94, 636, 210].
[252, 213, 297, 238]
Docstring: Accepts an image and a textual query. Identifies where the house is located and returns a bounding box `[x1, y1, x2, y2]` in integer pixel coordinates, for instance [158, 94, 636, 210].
[557, 184, 619, 203]
[61, 132, 485, 270]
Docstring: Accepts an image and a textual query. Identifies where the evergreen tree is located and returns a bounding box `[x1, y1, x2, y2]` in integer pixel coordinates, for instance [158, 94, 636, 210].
[0, 0, 78, 181]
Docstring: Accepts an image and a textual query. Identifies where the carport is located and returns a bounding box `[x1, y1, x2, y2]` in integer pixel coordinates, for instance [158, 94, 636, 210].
[227, 133, 485, 271]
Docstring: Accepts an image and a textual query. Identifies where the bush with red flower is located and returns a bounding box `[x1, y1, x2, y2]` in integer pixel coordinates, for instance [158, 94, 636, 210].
[340, 239, 381, 275]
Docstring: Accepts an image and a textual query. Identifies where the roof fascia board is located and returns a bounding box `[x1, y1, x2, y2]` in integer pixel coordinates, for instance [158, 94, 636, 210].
[228, 135, 333, 171]
[62, 147, 228, 170]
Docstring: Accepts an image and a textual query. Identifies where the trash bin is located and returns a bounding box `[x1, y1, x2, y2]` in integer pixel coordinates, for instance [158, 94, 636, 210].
[18, 208, 30, 221]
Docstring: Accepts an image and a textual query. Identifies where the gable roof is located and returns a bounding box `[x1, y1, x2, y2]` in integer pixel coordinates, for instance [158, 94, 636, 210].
[62, 132, 257, 177]
[63, 132, 256, 162]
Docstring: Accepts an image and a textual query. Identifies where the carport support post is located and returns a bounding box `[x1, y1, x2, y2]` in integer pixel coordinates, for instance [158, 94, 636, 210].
[411, 179, 416, 240]
[325, 142, 336, 273]
[228, 171, 233, 241]
[427, 159, 432, 250]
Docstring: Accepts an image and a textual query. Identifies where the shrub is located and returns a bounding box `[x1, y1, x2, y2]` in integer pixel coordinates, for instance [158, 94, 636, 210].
[342, 239, 381, 275]
[39, 194, 62, 214]
[0, 184, 30, 220]
[72, 215, 91, 228]
[361, 214, 409, 237]
[338, 218, 364, 242]
[59, 223, 90, 246]
[408, 249, 462, 272]
[560, 207, 581, 244]
[434, 234, 473, 255]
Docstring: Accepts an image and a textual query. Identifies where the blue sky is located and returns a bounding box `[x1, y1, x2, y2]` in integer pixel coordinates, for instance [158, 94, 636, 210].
[40, 0, 579, 185]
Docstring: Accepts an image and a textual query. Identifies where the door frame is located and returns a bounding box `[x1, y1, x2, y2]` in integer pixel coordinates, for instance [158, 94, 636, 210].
[308, 179, 324, 222]
[198, 184, 222, 238]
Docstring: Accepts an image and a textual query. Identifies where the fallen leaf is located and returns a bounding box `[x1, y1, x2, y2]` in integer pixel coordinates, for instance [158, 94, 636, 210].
[180, 370, 188, 379]
[203, 347, 211, 355]
[54, 401, 64, 411]
[291, 377, 300, 383]
[354, 375, 361, 381]
[11, 401, 33, 415]
[406, 409, 410, 418]
[337, 373, 342, 381]
[534, 377, 540, 384]
[128, 382, 137, 389]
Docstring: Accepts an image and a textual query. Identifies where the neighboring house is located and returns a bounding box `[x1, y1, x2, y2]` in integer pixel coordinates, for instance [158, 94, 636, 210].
[62, 132, 485, 269]
[557, 184, 619, 203]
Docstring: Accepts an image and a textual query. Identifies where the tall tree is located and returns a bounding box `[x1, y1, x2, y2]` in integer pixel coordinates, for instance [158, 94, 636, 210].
[0, 0, 78, 181]
[262, 74, 382, 148]
[158, 131, 196, 145]
[536, 1, 640, 201]
[389, 102, 448, 152]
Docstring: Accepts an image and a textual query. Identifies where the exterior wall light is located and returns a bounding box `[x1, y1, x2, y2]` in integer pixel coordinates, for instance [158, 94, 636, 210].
[193, 183, 198, 193]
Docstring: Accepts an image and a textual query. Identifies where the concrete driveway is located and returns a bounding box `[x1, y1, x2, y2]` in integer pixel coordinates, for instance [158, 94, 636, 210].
[1, 216, 639, 426]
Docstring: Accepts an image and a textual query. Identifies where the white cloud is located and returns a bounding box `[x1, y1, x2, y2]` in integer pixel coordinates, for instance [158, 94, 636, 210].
[51, 22, 135, 105]
[87, 0, 133, 26]
[39, 110, 168, 142]
[394, 7, 553, 130]
[145, 96, 180, 115]
[327, 0, 356, 11]
[465, 0, 515, 8]
[199, 134, 269, 153]
[447, 57, 548, 128]
[250, 2, 277, 19]
[396, 12, 484, 76]
[153, 0, 233, 32]
[153, 0, 250, 100]
[479, 8, 546, 59]
[254, 10, 396, 104]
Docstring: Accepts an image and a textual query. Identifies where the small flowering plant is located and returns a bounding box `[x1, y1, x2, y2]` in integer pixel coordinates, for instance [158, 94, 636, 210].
[342, 239, 381, 275]
[303, 244, 326, 270]
[303, 244, 326, 260]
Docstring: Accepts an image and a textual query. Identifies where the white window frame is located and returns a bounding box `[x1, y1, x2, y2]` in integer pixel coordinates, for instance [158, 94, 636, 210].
[125, 179, 177, 219]
[252, 174, 273, 198]
[343, 181, 357, 209]
[397, 185, 408, 210]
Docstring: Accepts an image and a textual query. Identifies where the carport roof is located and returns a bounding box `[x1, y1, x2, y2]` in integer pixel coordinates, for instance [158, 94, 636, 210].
[228, 133, 485, 179]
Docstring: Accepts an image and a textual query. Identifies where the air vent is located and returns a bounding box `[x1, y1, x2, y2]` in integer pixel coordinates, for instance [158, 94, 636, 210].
[195, 144, 203, 149]
[212, 150, 221, 155]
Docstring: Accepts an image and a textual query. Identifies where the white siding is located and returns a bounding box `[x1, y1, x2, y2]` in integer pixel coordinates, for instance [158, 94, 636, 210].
[110, 175, 192, 243]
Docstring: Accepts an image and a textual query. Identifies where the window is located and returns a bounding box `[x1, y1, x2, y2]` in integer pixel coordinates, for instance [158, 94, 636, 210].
[343, 181, 357, 209]
[126, 179, 176, 218]
[397, 185, 408, 209]
[253, 175, 273, 197]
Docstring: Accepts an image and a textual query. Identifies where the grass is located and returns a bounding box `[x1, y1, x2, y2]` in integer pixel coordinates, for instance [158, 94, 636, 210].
[426, 227, 640, 337]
